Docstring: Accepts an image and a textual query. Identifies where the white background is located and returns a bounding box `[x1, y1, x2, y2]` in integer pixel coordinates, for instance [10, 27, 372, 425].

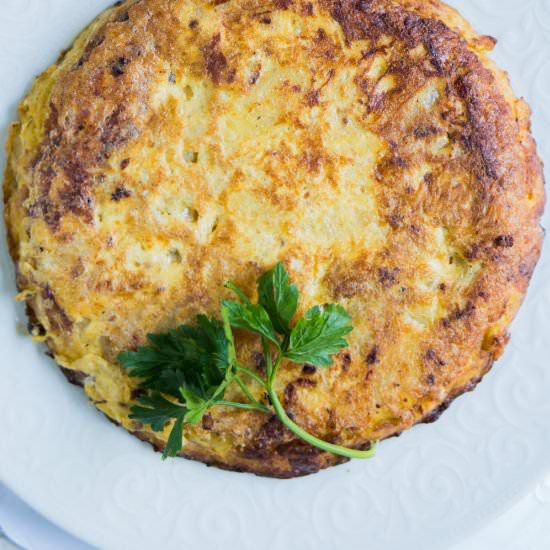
[3, 476, 550, 549]
[0, 1, 549, 549]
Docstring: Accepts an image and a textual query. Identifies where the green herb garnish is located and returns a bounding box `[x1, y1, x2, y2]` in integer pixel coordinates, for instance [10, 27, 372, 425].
[119, 262, 376, 460]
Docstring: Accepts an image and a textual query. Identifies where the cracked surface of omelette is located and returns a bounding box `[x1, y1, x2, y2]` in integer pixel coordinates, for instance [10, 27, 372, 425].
[4, 0, 545, 477]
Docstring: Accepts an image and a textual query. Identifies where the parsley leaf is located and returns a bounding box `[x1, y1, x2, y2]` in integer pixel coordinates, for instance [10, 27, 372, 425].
[284, 304, 353, 367]
[164, 417, 185, 460]
[257, 262, 299, 336]
[221, 300, 279, 346]
[130, 392, 187, 432]
[119, 316, 233, 458]
[152, 369, 186, 399]
[118, 345, 176, 389]
[119, 315, 229, 399]
[130, 392, 187, 460]
[180, 386, 210, 425]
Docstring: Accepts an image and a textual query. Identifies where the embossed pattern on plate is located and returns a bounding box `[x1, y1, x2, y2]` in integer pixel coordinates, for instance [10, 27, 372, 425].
[0, 2, 548, 549]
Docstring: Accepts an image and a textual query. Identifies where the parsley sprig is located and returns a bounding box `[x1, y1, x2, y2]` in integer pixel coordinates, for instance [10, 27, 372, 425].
[119, 262, 376, 460]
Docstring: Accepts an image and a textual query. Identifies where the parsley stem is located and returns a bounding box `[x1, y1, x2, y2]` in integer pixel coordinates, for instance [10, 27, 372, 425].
[264, 346, 376, 458]
[225, 281, 252, 304]
[269, 350, 282, 387]
[205, 376, 234, 409]
[216, 400, 271, 414]
[267, 385, 377, 460]
[221, 305, 238, 369]
[262, 336, 274, 382]
[222, 305, 270, 410]
[235, 365, 268, 389]
[234, 375, 265, 407]
[281, 333, 291, 353]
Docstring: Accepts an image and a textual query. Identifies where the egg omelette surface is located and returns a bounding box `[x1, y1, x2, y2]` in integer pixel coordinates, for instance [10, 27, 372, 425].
[4, 0, 545, 477]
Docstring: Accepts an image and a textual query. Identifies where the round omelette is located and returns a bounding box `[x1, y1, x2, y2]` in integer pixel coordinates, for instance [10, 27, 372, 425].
[4, 0, 545, 477]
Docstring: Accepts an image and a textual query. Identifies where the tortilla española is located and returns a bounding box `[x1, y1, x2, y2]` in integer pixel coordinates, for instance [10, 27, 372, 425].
[4, 0, 545, 477]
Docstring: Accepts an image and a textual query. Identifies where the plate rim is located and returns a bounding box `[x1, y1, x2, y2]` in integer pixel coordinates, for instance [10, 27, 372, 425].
[1, 1, 549, 549]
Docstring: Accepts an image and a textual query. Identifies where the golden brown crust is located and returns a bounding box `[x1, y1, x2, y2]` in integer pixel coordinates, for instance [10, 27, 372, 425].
[4, 0, 545, 477]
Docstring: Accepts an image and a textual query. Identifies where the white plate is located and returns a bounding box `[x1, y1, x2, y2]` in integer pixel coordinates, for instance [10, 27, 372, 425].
[0, 2, 549, 549]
